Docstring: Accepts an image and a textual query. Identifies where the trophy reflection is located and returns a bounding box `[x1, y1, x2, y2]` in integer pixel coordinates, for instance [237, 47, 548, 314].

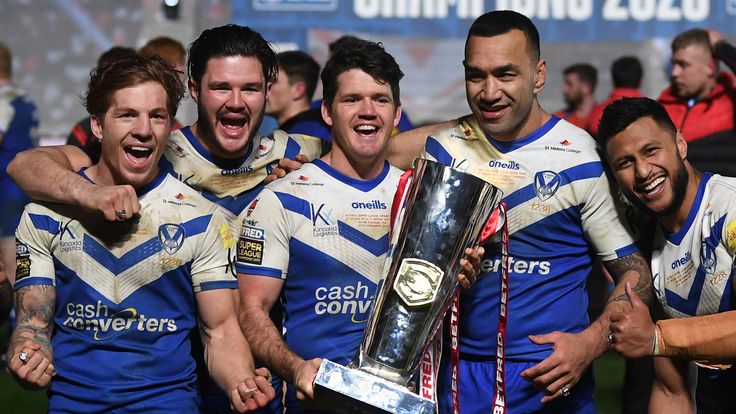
[314, 158, 504, 413]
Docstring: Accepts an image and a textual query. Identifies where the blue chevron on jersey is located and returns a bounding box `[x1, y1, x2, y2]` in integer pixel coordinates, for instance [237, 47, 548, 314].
[422, 115, 638, 359]
[13, 170, 236, 413]
[236, 159, 402, 412]
[652, 173, 736, 318]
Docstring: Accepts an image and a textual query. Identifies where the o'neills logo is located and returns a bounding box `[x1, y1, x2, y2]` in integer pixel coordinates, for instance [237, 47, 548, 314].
[62, 300, 178, 341]
[488, 159, 520, 170]
[351, 200, 388, 210]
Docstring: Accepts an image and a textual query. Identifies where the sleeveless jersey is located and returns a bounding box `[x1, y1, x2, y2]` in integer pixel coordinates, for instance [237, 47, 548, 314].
[14, 170, 237, 413]
[422, 115, 638, 359]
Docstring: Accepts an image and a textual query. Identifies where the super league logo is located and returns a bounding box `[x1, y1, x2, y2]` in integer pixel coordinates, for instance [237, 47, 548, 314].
[158, 224, 186, 255]
[534, 170, 561, 201]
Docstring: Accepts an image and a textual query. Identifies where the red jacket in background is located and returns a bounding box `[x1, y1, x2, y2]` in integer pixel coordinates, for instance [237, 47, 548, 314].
[657, 72, 736, 142]
[587, 88, 645, 138]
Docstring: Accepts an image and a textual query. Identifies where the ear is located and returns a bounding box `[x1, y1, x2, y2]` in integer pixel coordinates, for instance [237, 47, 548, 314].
[676, 130, 688, 160]
[90, 115, 103, 141]
[707, 58, 717, 78]
[321, 100, 333, 127]
[393, 104, 402, 129]
[292, 81, 307, 102]
[189, 80, 199, 103]
[265, 81, 272, 101]
[534, 59, 547, 95]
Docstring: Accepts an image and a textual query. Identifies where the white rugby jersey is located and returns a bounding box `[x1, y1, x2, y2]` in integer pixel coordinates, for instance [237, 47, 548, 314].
[422, 115, 638, 359]
[652, 173, 736, 318]
[160, 126, 322, 219]
[14, 169, 237, 413]
[235, 160, 402, 365]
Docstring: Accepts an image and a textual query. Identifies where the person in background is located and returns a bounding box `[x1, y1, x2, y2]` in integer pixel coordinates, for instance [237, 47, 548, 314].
[266, 51, 327, 139]
[587, 56, 645, 139]
[0, 41, 38, 323]
[658, 28, 736, 176]
[554, 63, 597, 130]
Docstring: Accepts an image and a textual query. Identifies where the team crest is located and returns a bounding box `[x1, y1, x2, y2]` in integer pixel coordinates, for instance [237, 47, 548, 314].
[534, 171, 561, 201]
[158, 224, 186, 255]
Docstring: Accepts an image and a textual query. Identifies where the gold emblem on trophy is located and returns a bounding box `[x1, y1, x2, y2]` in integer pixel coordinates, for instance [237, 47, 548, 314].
[394, 258, 442, 307]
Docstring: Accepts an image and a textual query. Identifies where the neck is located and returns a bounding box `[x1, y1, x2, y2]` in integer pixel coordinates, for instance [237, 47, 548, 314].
[277, 101, 310, 126]
[659, 165, 702, 233]
[322, 148, 386, 181]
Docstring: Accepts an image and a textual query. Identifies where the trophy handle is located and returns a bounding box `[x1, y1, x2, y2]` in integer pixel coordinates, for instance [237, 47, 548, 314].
[479, 201, 506, 244]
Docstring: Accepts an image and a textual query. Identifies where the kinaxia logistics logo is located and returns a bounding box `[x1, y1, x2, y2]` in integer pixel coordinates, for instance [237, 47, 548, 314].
[311, 203, 338, 237]
[314, 280, 374, 323]
[62, 300, 178, 341]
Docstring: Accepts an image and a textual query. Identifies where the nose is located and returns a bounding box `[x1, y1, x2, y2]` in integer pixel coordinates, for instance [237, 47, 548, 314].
[358, 97, 377, 118]
[226, 89, 245, 110]
[671, 64, 682, 78]
[634, 158, 651, 180]
[481, 77, 502, 101]
[131, 115, 152, 139]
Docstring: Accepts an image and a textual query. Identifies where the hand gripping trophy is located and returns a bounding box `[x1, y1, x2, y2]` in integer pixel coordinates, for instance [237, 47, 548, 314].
[315, 158, 505, 413]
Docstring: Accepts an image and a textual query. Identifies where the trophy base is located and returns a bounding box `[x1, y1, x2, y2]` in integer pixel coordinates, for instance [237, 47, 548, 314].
[314, 359, 435, 414]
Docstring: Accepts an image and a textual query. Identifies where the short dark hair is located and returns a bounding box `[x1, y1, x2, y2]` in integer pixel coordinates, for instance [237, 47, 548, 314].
[188, 25, 278, 87]
[598, 97, 676, 147]
[671, 28, 711, 56]
[466, 10, 540, 61]
[564, 63, 598, 90]
[97, 46, 137, 66]
[277, 51, 320, 101]
[85, 54, 185, 122]
[611, 56, 643, 89]
[321, 40, 403, 106]
[328, 35, 364, 56]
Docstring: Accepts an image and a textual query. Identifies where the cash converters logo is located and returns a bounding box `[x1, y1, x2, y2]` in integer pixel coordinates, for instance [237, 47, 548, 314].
[62, 300, 178, 341]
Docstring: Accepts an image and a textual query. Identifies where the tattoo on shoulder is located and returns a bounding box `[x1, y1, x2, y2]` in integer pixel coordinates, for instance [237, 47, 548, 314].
[604, 252, 653, 305]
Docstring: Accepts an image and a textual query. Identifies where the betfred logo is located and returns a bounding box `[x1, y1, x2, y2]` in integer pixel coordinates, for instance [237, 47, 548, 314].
[559, 139, 572, 146]
[241, 225, 265, 240]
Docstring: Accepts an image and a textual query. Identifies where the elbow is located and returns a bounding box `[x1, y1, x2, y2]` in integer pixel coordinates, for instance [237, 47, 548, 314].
[6, 149, 32, 183]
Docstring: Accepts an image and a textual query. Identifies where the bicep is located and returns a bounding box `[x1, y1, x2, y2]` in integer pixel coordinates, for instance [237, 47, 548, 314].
[238, 274, 283, 313]
[195, 288, 238, 331]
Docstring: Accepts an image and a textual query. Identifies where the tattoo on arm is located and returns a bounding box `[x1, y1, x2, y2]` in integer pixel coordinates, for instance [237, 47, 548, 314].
[604, 252, 653, 305]
[12, 285, 55, 354]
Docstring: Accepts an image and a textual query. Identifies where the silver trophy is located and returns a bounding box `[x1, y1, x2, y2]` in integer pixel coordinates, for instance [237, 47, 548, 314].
[314, 158, 504, 413]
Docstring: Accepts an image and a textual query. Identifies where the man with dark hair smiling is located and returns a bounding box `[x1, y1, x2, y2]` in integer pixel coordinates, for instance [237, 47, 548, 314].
[600, 96, 736, 413]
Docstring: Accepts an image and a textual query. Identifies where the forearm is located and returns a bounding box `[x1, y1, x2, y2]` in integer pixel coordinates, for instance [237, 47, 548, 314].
[649, 357, 692, 414]
[203, 317, 257, 393]
[715, 40, 736, 74]
[7, 147, 93, 204]
[9, 285, 55, 358]
[654, 311, 736, 363]
[388, 119, 459, 169]
[588, 252, 653, 357]
[240, 306, 303, 384]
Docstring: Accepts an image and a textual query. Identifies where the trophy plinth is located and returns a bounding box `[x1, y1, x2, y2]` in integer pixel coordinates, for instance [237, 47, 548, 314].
[314, 159, 503, 413]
